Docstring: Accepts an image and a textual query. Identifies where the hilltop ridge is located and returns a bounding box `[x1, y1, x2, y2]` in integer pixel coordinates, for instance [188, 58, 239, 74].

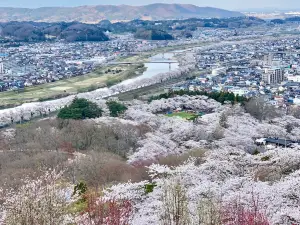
[0, 4, 244, 23]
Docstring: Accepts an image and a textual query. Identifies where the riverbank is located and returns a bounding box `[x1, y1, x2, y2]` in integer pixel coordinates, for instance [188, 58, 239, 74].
[110, 70, 206, 101]
[0, 41, 206, 109]
[0, 64, 146, 109]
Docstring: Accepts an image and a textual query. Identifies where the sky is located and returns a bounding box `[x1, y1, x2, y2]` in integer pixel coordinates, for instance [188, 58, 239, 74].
[0, 0, 298, 11]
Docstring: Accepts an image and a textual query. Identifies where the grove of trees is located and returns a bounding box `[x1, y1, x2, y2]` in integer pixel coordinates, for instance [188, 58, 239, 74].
[106, 101, 128, 117]
[0, 93, 300, 224]
[149, 90, 247, 105]
[57, 98, 103, 120]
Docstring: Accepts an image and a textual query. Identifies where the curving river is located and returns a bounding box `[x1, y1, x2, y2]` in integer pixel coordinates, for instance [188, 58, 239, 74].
[0, 50, 187, 126]
[120, 52, 179, 85]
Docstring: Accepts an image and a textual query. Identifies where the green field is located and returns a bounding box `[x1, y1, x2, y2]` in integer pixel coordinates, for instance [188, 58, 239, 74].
[165, 112, 197, 120]
[0, 64, 145, 108]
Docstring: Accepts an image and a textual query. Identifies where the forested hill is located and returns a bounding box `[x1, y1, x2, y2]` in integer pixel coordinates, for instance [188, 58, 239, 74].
[134, 29, 174, 40]
[0, 22, 109, 42]
[0, 4, 244, 23]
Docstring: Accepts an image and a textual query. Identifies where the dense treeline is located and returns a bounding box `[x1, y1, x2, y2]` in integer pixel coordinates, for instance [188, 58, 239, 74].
[0, 16, 267, 42]
[149, 90, 248, 105]
[0, 21, 109, 42]
[57, 98, 103, 120]
[102, 17, 265, 33]
[271, 17, 300, 24]
[106, 101, 128, 117]
[134, 29, 174, 40]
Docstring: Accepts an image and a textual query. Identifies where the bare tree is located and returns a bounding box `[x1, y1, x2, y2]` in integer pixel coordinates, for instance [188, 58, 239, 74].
[291, 106, 300, 119]
[72, 151, 145, 189]
[3, 170, 72, 225]
[244, 97, 280, 121]
[196, 194, 222, 225]
[161, 180, 190, 225]
[219, 111, 229, 128]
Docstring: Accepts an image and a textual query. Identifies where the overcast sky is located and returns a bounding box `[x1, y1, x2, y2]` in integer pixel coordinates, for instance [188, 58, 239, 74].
[0, 0, 298, 10]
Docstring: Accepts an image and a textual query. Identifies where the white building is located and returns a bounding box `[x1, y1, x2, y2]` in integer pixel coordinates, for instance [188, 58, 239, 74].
[212, 67, 226, 76]
[293, 97, 300, 105]
[228, 87, 250, 96]
[262, 68, 284, 85]
[287, 75, 300, 83]
[263, 53, 273, 66]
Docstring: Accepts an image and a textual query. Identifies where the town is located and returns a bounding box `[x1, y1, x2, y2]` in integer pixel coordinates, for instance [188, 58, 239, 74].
[168, 36, 300, 109]
[0, 20, 295, 93]
[0, 2, 300, 225]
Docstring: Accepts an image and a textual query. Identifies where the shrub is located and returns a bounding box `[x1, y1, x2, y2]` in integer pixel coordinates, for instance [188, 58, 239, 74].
[221, 194, 270, 225]
[261, 156, 271, 161]
[252, 149, 260, 155]
[131, 149, 206, 169]
[0, 151, 68, 191]
[144, 183, 157, 194]
[73, 182, 88, 197]
[57, 97, 102, 120]
[106, 79, 119, 87]
[73, 152, 148, 188]
[157, 149, 206, 167]
[79, 191, 132, 225]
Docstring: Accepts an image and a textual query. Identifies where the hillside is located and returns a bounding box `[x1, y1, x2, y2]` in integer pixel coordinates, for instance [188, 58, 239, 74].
[0, 22, 109, 42]
[0, 4, 244, 23]
[1, 94, 300, 224]
[134, 29, 174, 40]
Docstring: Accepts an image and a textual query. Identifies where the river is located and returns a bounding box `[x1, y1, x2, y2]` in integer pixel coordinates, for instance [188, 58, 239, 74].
[120, 52, 179, 85]
[0, 50, 184, 126]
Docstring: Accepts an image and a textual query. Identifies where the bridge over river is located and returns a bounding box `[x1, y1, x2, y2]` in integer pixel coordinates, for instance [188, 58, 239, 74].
[108, 60, 178, 70]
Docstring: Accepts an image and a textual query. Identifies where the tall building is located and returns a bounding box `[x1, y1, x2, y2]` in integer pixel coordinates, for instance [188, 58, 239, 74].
[0, 54, 8, 74]
[263, 53, 273, 66]
[0, 62, 4, 74]
[262, 68, 284, 85]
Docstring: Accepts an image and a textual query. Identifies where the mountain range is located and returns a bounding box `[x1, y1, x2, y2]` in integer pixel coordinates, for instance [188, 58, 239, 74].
[0, 4, 244, 23]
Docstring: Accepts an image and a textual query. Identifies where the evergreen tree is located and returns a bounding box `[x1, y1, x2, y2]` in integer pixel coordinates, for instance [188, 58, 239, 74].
[57, 97, 102, 120]
[106, 101, 128, 117]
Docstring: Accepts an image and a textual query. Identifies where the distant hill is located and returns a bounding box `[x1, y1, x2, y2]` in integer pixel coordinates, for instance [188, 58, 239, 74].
[0, 22, 109, 42]
[134, 29, 174, 40]
[0, 4, 244, 23]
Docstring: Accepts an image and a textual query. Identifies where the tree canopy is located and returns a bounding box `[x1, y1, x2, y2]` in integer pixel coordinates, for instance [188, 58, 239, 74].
[149, 90, 247, 105]
[106, 101, 128, 117]
[57, 97, 102, 120]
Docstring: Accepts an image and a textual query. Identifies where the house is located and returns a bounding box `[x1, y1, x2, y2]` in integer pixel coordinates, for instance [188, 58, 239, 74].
[265, 138, 294, 147]
[256, 138, 294, 147]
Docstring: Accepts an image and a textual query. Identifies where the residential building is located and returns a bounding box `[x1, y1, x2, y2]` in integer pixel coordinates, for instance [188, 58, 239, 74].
[262, 68, 284, 84]
[287, 75, 300, 82]
[263, 53, 273, 66]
